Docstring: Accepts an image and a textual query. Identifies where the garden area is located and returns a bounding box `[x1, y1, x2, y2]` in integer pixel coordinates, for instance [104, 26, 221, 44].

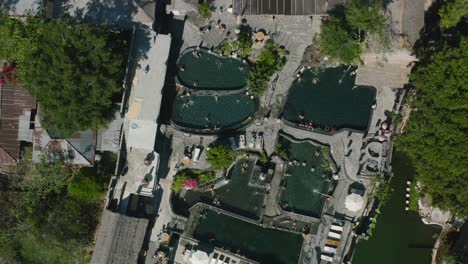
[215, 26, 288, 97]
[0, 150, 116, 263]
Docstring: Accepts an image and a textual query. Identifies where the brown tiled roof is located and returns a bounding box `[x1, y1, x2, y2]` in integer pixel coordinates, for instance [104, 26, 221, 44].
[0, 82, 36, 164]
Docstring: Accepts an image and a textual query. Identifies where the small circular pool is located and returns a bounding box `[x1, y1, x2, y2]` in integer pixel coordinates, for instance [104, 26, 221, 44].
[177, 48, 250, 91]
[172, 94, 257, 133]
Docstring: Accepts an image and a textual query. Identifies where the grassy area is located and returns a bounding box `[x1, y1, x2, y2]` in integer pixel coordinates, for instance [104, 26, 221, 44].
[0, 151, 116, 263]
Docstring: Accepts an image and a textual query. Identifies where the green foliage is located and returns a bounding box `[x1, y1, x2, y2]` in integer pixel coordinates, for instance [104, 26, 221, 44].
[368, 175, 393, 207]
[198, 1, 212, 18]
[247, 41, 287, 96]
[317, 17, 362, 65]
[345, 0, 387, 34]
[397, 36, 468, 217]
[320, 147, 330, 157]
[317, 0, 388, 63]
[408, 181, 419, 211]
[198, 172, 215, 184]
[439, 0, 468, 29]
[0, 14, 38, 62]
[0, 16, 128, 136]
[275, 143, 288, 160]
[171, 169, 215, 192]
[19, 155, 73, 211]
[218, 32, 253, 58]
[207, 145, 237, 170]
[172, 174, 186, 192]
[0, 149, 115, 262]
[443, 255, 459, 264]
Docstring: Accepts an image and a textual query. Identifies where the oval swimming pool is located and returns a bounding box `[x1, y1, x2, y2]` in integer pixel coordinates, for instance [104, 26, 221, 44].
[177, 48, 250, 91]
[172, 94, 257, 133]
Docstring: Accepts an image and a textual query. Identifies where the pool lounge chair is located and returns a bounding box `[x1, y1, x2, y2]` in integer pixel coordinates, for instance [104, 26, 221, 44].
[325, 239, 340, 247]
[320, 254, 334, 262]
[323, 246, 337, 253]
[328, 231, 342, 239]
[330, 225, 344, 232]
[239, 134, 246, 149]
[192, 146, 202, 163]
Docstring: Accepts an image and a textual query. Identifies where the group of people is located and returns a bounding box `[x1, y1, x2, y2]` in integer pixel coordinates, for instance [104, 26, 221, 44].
[298, 114, 338, 132]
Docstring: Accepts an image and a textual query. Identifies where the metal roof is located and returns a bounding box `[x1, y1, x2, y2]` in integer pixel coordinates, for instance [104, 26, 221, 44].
[0, 0, 40, 16]
[91, 210, 149, 264]
[0, 83, 36, 164]
[233, 0, 348, 15]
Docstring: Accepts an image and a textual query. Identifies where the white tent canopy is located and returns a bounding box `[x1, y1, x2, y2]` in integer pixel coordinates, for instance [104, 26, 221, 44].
[189, 250, 210, 264]
[345, 193, 364, 212]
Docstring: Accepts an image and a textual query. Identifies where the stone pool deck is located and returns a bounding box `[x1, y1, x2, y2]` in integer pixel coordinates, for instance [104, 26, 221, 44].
[179, 13, 321, 117]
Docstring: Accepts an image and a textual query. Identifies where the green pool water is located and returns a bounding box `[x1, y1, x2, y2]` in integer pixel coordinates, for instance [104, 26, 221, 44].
[283, 66, 376, 131]
[194, 210, 303, 264]
[279, 137, 330, 218]
[353, 152, 441, 264]
[177, 48, 250, 90]
[172, 94, 256, 131]
[172, 158, 264, 219]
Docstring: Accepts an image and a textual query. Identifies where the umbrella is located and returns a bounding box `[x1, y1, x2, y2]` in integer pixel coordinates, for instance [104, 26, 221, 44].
[381, 122, 388, 130]
[345, 193, 364, 212]
[190, 250, 210, 264]
[378, 134, 386, 142]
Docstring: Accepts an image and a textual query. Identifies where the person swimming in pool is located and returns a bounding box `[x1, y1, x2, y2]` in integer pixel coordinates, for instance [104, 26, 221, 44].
[239, 65, 244, 71]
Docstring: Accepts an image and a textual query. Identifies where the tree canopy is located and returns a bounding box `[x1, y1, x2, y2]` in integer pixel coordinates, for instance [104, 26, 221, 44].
[0, 150, 115, 262]
[345, 0, 387, 34]
[317, 0, 387, 64]
[317, 17, 363, 65]
[247, 40, 287, 96]
[397, 36, 468, 216]
[0, 15, 128, 136]
[206, 145, 237, 170]
[439, 0, 468, 29]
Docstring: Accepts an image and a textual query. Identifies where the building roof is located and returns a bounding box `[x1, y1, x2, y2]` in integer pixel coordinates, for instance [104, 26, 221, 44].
[91, 210, 149, 264]
[125, 32, 171, 151]
[96, 111, 123, 152]
[233, 0, 347, 15]
[32, 116, 96, 166]
[129, 32, 171, 122]
[0, 83, 36, 165]
[0, 0, 41, 16]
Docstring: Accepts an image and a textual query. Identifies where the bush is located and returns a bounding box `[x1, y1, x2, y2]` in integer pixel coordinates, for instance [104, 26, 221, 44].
[247, 41, 287, 97]
[206, 145, 237, 170]
[172, 175, 186, 192]
[198, 1, 212, 18]
[317, 17, 362, 65]
[218, 32, 253, 58]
